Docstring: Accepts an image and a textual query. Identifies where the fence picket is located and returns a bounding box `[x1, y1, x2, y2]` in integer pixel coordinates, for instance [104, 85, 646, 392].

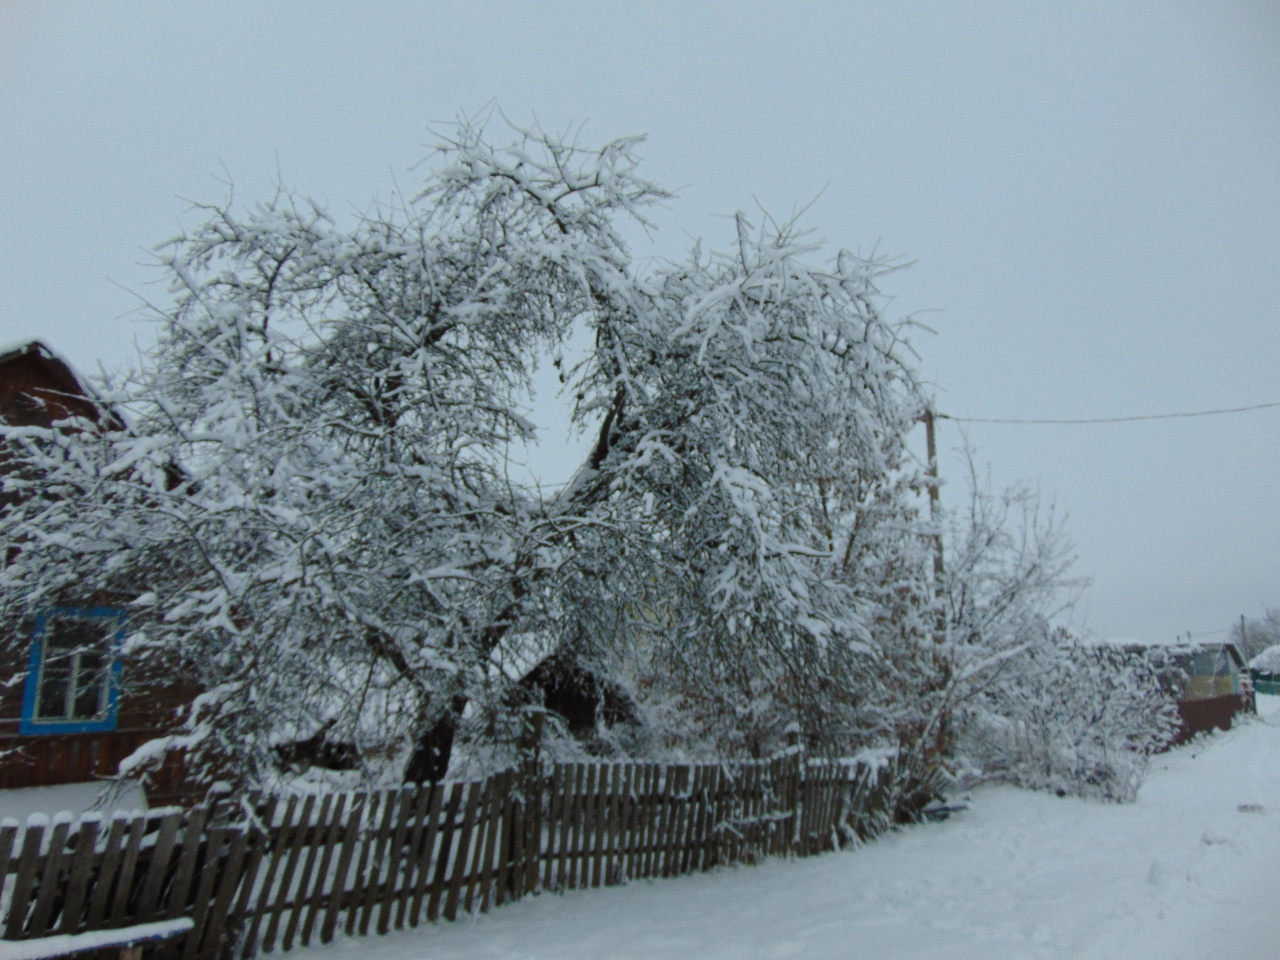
[376, 788, 413, 935]
[555, 764, 574, 890]
[283, 793, 332, 951]
[542, 765, 560, 892]
[395, 787, 430, 930]
[82, 816, 125, 934]
[241, 795, 294, 956]
[701, 765, 722, 870]
[683, 766, 706, 874]
[670, 768, 691, 877]
[383, 788, 417, 932]
[108, 816, 148, 928]
[653, 766, 674, 878]
[136, 812, 183, 923]
[476, 772, 505, 912]
[523, 762, 541, 897]
[442, 781, 482, 921]
[6, 821, 45, 939]
[640, 764, 658, 879]
[604, 764, 621, 885]
[200, 827, 249, 960]
[764, 760, 779, 857]
[498, 772, 515, 905]
[595, 765, 612, 887]
[408, 785, 444, 927]
[341, 792, 379, 937]
[518, 766, 540, 902]
[382, 787, 415, 933]
[230, 798, 277, 960]
[0, 823, 16, 933]
[27, 818, 71, 937]
[165, 808, 208, 927]
[182, 827, 227, 960]
[425, 784, 463, 923]
[320, 792, 365, 944]
[355, 790, 397, 937]
[264, 794, 315, 952]
[300, 793, 346, 948]
[749, 762, 765, 859]
[56, 818, 97, 936]
[463, 777, 494, 915]
[575, 765, 592, 888]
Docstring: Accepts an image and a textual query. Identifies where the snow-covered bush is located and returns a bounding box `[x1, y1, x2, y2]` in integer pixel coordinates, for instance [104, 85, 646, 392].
[958, 630, 1180, 801]
[919, 450, 1176, 801]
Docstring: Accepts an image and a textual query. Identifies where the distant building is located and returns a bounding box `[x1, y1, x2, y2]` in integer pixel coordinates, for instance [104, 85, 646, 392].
[1249, 644, 1280, 696]
[1104, 637, 1255, 744]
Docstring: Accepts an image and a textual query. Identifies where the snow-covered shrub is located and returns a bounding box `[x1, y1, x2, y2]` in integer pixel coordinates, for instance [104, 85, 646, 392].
[915, 449, 1174, 802]
[958, 630, 1180, 801]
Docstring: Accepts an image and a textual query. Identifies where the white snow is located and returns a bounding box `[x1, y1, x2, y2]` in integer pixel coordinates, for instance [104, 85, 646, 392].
[0, 781, 147, 825]
[1250, 644, 1280, 674]
[0, 918, 192, 960]
[298, 695, 1280, 960]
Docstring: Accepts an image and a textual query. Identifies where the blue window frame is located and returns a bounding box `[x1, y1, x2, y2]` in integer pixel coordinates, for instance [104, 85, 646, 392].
[20, 606, 125, 735]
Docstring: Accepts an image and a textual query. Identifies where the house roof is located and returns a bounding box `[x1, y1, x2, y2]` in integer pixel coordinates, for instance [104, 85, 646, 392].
[0, 339, 121, 430]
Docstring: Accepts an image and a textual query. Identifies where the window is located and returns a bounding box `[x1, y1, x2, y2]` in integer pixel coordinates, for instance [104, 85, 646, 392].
[20, 607, 124, 734]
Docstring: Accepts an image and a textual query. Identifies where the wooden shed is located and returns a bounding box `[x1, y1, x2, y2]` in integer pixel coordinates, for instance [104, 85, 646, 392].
[0, 341, 198, 804]
[1112, 638, 1257, 745]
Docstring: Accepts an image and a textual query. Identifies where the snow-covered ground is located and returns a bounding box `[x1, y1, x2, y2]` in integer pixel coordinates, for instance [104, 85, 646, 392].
[303, 695, 1280, 960]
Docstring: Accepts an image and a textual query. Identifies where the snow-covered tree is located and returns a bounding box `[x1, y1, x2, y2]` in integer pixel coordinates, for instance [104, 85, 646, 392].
[0, 118, 938, 789]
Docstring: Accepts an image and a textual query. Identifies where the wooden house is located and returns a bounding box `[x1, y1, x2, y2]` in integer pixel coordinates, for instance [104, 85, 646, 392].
[0, 340, 197, 804]
[513, 648, 639, 753]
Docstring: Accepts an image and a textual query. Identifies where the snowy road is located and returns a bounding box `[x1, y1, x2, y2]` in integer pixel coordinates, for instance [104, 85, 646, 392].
[306, 697, 1280, 959]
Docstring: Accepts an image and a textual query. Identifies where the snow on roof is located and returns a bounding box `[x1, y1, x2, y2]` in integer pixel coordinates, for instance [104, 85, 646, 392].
[0, 337, 50, 361]
[1250, 644, 1280, 673]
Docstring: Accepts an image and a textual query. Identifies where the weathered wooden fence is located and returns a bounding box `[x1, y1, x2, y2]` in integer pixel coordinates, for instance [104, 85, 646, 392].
[0, 754, 896, 959]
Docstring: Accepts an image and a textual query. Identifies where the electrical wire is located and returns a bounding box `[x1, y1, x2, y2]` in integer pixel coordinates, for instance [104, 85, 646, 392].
[936, 400, 1280, 425]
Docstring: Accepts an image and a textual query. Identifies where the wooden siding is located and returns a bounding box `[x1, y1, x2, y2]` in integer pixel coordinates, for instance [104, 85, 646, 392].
[1, 341, 200, 804]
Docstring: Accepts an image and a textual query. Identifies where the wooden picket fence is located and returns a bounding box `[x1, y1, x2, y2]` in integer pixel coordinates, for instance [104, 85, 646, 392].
[0, 753, 897, 959]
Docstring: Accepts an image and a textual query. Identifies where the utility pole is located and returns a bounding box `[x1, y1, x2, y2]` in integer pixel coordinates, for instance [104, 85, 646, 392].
[923, 408, 944, 580]
[922, 408, 947, 659]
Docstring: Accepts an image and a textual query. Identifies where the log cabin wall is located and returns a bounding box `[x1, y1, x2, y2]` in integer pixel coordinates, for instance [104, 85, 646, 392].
[0, 342, 203, 806]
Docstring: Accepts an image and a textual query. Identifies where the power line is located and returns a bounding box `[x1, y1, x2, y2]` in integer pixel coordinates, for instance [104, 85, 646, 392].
[936, 400, 1280, 425]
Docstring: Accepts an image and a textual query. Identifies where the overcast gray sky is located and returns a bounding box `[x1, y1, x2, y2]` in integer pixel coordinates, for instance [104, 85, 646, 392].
[2, 0, 1277, 643]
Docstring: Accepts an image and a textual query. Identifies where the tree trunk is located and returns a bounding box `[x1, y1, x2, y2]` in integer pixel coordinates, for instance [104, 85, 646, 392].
[403, 696, 467, 784]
